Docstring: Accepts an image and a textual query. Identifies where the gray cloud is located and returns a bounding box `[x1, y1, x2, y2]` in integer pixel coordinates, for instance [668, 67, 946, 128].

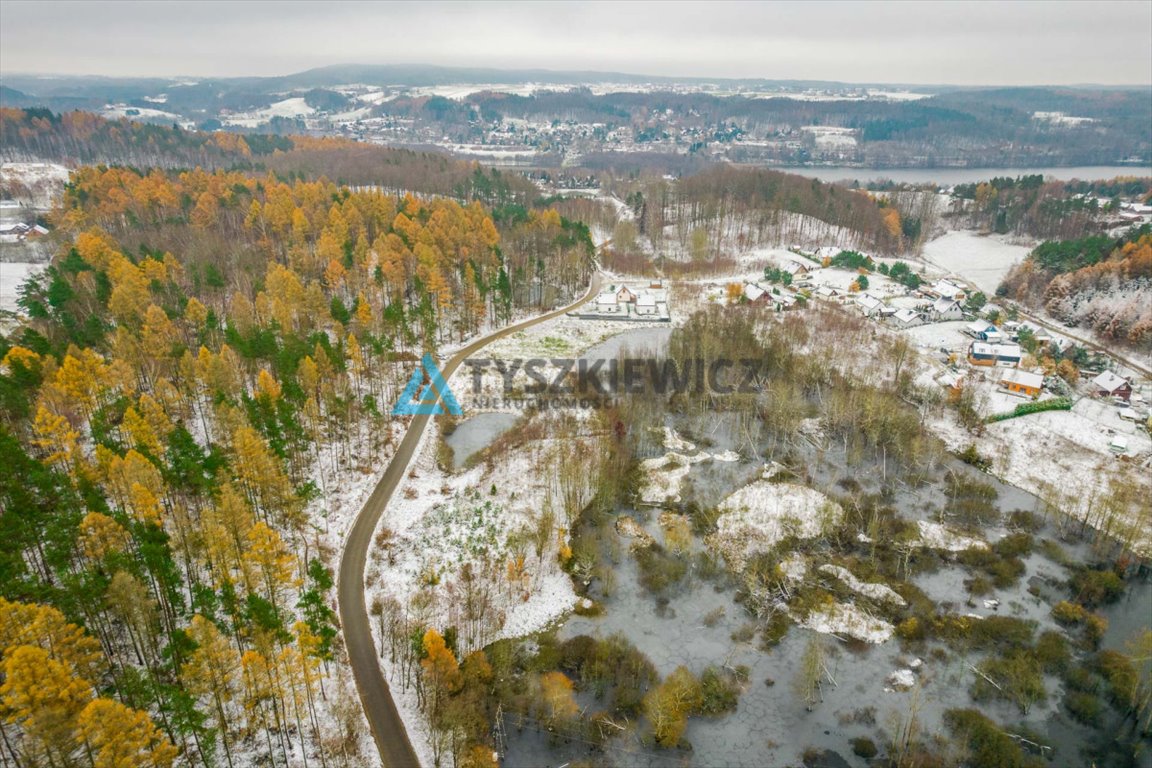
[1, 0, 1149, 85]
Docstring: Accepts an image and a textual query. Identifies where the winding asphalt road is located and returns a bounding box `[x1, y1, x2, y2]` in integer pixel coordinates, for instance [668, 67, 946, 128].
[337, 272, 602, 768]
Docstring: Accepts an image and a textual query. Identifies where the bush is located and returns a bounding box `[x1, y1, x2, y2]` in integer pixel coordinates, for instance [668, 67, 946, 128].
[1007, 509, 1043, 532]
[1070, 568, 1124, 607]
[897, 616, 926, 641]
[1083, 613, 1108, 649]
[965, 575, 993, 596]
[562, 633, 657, 715]
[993, 532, 1034, 558]
[957, 444, 991, 470]
[944, 709, 1043, 768]
[945, 473, 1000, 529]
[967, 616, 1036, 651]
[634, 544, 688, 594]
[958, 548, 1026, 589]
[850, 737, 878, 758]
[986, 397, 1073, 423]
[1065, 691, 1103, 726]
[1051, 600, 1087, 625]
[1096, 650, 1138, 708]
[972, 651, 1046, 714]
[696, 666, 741, 715]
[1034, 630, 1070, 675]
[1063, 666, 1099, 693]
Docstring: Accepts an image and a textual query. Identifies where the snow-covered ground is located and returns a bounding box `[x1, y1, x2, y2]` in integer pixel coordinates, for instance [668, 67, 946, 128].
[364, 413, 588, 768]
[709, 481, 842, 572]
[920, 230, 1034, 295]
[1, 161, 71, 209]
[798, 601, 894, 644]
[0, 262, 43, 314]
[927, 399, 1152, 552]
[223, 97, 317, 128]
[101, 104, 190, 125]
[915, 520, 988, 552]
[818, 564, 906, 606]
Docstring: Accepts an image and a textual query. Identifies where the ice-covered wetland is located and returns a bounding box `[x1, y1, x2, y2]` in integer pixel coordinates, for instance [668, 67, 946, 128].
[377, 308, 1152, 768]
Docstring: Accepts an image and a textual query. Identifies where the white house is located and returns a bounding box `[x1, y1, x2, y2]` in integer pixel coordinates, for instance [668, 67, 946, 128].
[780, 259, 811, 277]
[930, 297, 964, 321]
[772, 292, 798, 310]
[595, 293, 619, 313]
[636, 293, 658, 315]
[930, 279, 967, 300]
[965, 321, 1002, 342]
[892, 308, 924, 328]
[856, 293, 884, 318]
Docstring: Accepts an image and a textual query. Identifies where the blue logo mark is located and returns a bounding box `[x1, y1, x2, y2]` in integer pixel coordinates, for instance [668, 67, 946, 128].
[392, 353, 463, 416]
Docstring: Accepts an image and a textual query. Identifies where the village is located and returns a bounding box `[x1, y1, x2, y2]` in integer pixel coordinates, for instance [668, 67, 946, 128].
[573, 242, 1151, 466]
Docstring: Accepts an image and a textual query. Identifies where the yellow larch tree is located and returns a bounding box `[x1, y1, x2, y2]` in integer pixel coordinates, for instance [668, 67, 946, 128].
[76, 698, 178, 768]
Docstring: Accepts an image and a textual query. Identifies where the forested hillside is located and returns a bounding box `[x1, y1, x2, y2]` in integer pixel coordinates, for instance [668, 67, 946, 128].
[947, 175, 1152, 240]
[998, 224, 1152, 349]
[0, 108, 539, 206]
[0, 158, 593, 765]
[602, 166, 905, 273]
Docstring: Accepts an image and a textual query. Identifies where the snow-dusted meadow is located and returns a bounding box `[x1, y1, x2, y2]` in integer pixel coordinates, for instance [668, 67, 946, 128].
[0, 262, 44, 314]
[920, 229, 1034, 295]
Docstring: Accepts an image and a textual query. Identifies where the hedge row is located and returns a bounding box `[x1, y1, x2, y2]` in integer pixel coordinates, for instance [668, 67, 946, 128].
[986, 397, 1074, 423]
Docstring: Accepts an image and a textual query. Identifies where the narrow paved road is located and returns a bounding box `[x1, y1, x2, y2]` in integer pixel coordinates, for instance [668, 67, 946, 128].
[337, 273, 602, 768]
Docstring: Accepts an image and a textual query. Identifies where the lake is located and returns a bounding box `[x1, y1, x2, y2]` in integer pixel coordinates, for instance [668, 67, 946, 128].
[774, 165, 1152, 186]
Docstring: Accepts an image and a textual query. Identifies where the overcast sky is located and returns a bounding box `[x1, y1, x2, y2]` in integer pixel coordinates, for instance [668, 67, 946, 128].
[1, 0, 1150, 86]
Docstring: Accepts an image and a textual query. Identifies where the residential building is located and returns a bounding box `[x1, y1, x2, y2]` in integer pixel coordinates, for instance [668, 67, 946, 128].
[1091, 371, 1133, 401]
[999, 369, 1044, 398]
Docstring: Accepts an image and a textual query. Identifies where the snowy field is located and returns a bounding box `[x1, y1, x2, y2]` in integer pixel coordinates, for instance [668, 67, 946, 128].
[0, 262, 43, 314]
[920, 230, 1034, 295]
[1, 162, 71, 209]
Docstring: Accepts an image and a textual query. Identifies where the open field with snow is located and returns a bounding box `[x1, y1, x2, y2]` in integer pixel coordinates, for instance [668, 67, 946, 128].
[0, 261, 43, 314]
[921, 229, 1034, 295]
[1, 162, 71, 209]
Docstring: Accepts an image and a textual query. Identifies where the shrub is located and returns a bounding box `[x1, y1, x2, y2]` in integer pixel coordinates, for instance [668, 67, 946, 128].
[1083, 613, 1108, 649]
[972, 651, 1046, 714]
[1034, 630, 1070, 674]
[1096, 650, 1138, 709]
[1007, 509, 1043, 532]
[1051, 600, 1087, 625]
[967, 616, 1036, 651]
[1065, 691, 1103, 726]
[993, 532, 1034, 558]
[965, 575, 994, 596]
[850, 737, 878, 759]
[634, 544, 688, 594]
[957, 444, 991, 470]
[944, 709, 1043, 768]
[1063, 666, 1099, 693]
[696, 666, 741, 715]
[897, 616, 926, 641]
[1070, 568, 1124, 607]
